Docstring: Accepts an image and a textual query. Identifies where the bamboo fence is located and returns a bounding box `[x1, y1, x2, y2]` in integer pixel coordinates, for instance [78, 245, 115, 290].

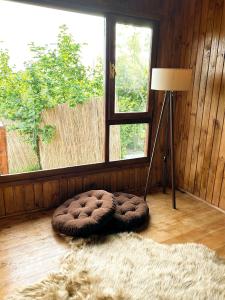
[3, 98, 121, 173]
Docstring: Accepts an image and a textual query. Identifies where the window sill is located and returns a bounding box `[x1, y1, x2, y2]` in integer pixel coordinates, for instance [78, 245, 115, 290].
[0, 157, 149, 185]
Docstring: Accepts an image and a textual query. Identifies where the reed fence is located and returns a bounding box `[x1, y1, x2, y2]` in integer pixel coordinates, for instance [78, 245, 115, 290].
[2, 98, 121, 174]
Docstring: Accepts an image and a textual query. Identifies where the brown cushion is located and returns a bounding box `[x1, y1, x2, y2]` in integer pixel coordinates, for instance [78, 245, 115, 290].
[52, 190, 115, 237]
[111, 192, 150, 231]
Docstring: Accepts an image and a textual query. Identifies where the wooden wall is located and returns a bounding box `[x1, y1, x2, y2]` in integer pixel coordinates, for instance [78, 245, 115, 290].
[0, 166, 148, 217]
[173, 0, 225, 211]
[6, 0, 225, 216]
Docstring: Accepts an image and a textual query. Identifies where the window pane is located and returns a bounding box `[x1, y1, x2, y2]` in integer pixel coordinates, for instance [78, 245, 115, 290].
[115, 23, 152, 113]
[0, 1, 105, 174]
[110, 124, 148, 161]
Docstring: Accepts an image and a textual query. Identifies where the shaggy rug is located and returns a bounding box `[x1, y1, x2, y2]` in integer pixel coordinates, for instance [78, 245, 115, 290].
[9, 233, 225, 300]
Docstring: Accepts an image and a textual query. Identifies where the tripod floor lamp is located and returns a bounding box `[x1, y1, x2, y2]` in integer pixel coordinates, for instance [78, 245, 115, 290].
[144, 68, 192, 209]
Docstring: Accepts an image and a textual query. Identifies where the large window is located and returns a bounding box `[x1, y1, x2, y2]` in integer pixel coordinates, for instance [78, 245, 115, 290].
[0, 1, 157, 176]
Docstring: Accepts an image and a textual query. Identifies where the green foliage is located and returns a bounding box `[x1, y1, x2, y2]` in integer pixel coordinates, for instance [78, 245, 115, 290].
[0, 23, 149, 168]
[0, 25, 103, 168]
[115, 29, 150, 158]
[120, 124, 147, 158]
[40, 125, 56, 144]
[116, 31, 149, 113]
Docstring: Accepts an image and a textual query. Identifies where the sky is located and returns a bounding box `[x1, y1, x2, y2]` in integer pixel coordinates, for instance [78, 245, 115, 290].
[0, 0, 105, 70]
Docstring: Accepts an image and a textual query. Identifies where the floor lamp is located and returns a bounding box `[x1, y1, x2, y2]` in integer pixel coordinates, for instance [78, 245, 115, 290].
[144, 68, 192, 209]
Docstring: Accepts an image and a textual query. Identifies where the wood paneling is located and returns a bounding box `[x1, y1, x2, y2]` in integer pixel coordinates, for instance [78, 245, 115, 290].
[174, 0, 225, 211]
[0, 165, 148, 218]
[148, 0, 180, 187]
[0, 188, 5, 216]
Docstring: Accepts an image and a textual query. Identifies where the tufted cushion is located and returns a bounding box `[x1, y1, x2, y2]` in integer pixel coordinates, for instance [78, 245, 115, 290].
[111, 192, 150, 231]
[52, 190, 115, 237]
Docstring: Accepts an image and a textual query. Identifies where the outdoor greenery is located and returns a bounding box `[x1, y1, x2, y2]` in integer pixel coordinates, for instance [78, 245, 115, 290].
[116, 30, 149, 113]
[115, 26, 150, 158]
[0, 26, 103, 169]
[0, 24, 149, 171]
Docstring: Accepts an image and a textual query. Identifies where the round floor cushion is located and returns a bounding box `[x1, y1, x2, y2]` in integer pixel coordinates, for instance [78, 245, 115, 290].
[52, 190, 115, 237]
[111, 192, 150, 231]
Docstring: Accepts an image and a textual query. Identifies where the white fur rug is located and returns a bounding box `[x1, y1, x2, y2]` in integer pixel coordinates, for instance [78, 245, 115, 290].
[9, 233, 225, 300]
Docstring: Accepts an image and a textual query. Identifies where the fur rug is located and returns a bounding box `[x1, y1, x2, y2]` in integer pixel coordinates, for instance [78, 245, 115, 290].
[9, 233, 225, 300]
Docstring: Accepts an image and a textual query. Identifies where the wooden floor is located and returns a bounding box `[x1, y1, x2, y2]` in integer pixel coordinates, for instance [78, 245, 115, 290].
[1, 191, 225, 299]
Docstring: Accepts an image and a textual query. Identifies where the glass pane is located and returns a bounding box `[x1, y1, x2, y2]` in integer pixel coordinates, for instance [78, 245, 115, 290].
[110, 124, 148, 161]
[0, 1, 105, 175]
[115, 23, 152, 113]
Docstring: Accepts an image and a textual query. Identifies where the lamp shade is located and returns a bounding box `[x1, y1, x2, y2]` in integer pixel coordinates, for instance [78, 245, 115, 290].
[151, 68, 192, 91]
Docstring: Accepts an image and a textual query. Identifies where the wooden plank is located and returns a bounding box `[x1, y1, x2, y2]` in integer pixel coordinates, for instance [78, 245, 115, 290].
[194, 0, 224, 195]
[52, 180, 60, 207]
[4, 187, 14, 215]
[59, 178, 68, 203]
[139, 166, 147, 194]
[0, 188, 5, 217]
[13, 185, 25, 213]
[83, 174, 98, 191]
[176, 0, 198, 187]
[211, 101, 225, 206]
[24, 184, 35, 211]
[103, 171, 112, 192]
[218, 168, 225, 210]
[135, 168, 141, 193]
[67, 177, 76, 198]
[74, 176, 83, 194]
[151, 5, 173, 187]
[129, 168, 136, 193]
[178, 0, 202, 187]
[188, 0, 216, 192]
[173, 0, 185, 177]
[94, 173, 104, 190]
[116, 170, 124, 192]
[43, 180, 60, 209]
[68, 176, 83, 197]
[43, 181, 53, 209]
[110, 171, 118, 192]
[183, 0, 210, 190]
[34, 182, 44, 209]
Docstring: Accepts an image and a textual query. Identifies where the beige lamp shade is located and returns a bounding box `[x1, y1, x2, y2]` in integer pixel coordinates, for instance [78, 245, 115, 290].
[151, 68, 192, 91]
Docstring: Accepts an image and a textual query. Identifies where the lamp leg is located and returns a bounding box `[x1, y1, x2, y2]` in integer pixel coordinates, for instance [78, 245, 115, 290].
[169, 91, 176, 209]
[162, 100, 170, 194]
[144, 91, 168, 202]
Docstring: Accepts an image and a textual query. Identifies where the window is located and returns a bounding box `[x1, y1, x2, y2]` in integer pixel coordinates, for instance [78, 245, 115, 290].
[109, 123, 149, 161]
[115, 23, 152, 113]
[0, 2, 158, 176]
[0, 1, 105, 174]
[106, 16, 157, 162]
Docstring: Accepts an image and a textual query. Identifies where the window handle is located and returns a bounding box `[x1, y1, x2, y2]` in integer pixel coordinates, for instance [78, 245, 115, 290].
[110, 62, 116, 79]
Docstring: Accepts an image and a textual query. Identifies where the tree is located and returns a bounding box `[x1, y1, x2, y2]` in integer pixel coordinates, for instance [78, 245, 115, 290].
[115, 29, 150, 158]
[0, 24, 149, 168]
[0, 25, 103, 169]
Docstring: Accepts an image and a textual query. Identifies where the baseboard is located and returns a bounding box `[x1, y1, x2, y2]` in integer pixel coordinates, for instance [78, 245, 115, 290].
[177, 187, 225, 216]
